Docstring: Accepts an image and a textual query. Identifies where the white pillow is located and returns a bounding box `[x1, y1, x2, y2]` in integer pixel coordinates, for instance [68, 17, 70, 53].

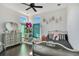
[0, 42, 2, 45]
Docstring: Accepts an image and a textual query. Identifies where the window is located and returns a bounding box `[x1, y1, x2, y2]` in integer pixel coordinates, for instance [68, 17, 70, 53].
[33, 16, 41, 38]
[33, 16, 41, 24]
[20, 16, 28, 23]
[20, 16, 28, 37]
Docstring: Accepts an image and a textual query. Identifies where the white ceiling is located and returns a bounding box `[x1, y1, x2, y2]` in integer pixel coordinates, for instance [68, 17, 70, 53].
[0, 3, 68, 16]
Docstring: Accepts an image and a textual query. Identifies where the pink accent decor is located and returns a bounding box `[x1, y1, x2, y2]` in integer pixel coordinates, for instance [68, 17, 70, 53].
[26, 22, 32, 28]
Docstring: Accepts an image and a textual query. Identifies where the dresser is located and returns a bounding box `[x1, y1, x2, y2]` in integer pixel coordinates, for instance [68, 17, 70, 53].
[2, 32, 22, 48]
[0, 34, 3, 53]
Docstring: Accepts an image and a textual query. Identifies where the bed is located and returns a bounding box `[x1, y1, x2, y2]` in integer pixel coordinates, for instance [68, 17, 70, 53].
[33, 31, 79, 56]
[33, 42, 79, 56]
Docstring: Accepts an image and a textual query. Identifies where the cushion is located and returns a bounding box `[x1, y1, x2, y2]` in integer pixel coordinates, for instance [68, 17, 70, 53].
[0, 42, 2, 46]
[42, 35, 47, 41]
[47, 33, 73, 49]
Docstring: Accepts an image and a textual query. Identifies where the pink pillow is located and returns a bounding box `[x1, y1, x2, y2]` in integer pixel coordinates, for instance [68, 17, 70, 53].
[42, 35, 47, 41]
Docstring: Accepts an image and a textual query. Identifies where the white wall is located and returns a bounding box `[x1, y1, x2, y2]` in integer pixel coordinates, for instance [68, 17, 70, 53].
[67, 4, 79, 50]
[34, 8, 67, 36]
[0, 5, 26, 33]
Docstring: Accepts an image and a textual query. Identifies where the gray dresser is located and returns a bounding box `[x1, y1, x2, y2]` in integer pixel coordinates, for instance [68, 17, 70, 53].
[2, 32, 22, 48]
[0, 34, 3, 53]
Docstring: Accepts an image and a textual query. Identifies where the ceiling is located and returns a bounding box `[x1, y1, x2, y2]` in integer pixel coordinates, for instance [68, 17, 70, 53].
[0, 3, 68, 16]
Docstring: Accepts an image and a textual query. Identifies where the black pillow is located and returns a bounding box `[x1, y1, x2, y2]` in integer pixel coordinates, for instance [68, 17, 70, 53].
[52, 40, 73, 49]
[47, 34, 73, 49]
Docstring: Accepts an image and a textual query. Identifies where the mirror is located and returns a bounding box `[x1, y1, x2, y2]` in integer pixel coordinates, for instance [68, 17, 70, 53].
[5, 22, 13, 32]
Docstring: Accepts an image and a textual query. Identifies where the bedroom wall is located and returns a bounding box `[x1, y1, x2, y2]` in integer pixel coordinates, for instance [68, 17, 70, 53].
[67, 4, 79, 50]
[34, 8, 67, 36]
[0, 5, 26, 33]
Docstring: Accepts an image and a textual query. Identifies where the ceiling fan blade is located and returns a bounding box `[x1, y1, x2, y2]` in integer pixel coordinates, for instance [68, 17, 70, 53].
[30, 3, 35, 6]
[22, 3, 30, 6]
[34, 6, 43, 8]
[26, 7, 31, 10]
[32, 7, 37, 12]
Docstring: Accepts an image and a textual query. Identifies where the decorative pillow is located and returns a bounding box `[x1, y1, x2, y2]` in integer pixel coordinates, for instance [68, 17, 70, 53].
[48, 34, 53, 40]
[53, 32, 59, 40]
[42, 35, 47, 41]
[52, 39, 73, 49]
[47, 33, 73, 49]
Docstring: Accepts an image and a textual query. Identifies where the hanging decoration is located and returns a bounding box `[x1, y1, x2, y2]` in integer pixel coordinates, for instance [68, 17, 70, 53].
[46, 20, 49, 24]
[43, 18, 46, 23]
[59, 16, 62, 21]
[52, 16, 55, 21]
[56, 18, 58, 23]
[42, 16, 63, 24]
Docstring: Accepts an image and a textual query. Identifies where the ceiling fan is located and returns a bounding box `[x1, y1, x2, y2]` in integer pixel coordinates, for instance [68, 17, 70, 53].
[22, 3, 43, 12]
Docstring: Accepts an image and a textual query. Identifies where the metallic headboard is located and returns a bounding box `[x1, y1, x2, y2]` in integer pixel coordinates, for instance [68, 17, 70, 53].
[48, 30, 68, 34]
[48, 30, 68, 40]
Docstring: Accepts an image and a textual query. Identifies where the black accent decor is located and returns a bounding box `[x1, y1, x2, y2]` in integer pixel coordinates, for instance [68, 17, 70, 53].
[47, 34, 73, 49]
[22, 3, 43, 12]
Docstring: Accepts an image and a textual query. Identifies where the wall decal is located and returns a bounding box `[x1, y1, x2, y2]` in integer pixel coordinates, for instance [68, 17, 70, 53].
[46, 20, 49, 24]
[52, 16, 55, 21]
[43, 18, 46, 23]
[56, 18, 58, 23]
[42, 15, 63, 24]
